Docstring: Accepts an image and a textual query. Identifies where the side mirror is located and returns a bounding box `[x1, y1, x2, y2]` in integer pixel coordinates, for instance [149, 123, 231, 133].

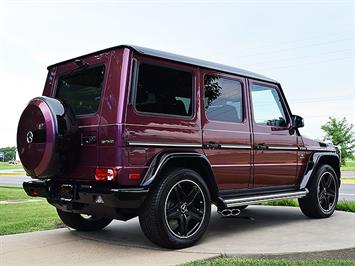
[292, 115, 304, 129]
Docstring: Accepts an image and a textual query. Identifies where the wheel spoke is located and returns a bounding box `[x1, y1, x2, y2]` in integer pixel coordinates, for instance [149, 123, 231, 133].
[188, 209, 203, 222]
[328, 187, 335, 194]
[324, 195, 330, 210]
[186, 186, 200, 206]
[167, 205, 180, 220]
[320, 178, 326, 189]
[327, 192, 335, 198]
[178, 214, 189, 236]
[174, 184, 187, 203]
[324, 175, 332, 188]
[319, 192, 325, 202]
[327, 195, 333, 207]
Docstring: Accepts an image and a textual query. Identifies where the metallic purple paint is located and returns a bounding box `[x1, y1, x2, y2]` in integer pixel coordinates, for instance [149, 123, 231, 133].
[17, 98, 56, 177]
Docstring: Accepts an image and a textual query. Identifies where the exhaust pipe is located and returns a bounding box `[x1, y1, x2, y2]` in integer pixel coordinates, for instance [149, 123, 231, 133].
[218, 208, 241, 217]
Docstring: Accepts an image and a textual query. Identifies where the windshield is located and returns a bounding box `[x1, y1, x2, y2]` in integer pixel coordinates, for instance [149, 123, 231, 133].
[56, 65, 105, 116]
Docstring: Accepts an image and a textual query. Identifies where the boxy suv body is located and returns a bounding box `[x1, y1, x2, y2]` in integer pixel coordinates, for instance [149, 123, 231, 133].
[18, 45, 340, 248]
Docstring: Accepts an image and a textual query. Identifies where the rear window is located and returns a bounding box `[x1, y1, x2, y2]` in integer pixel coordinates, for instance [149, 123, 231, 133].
[135, 63, 193, 117]
[56, 65, 105, 116]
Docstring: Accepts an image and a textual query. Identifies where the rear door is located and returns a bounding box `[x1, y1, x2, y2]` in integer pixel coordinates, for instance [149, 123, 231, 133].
[125, 55, 201, 185]
[201, 70, 252, 191]
[249, 80, 298, 188]
[50, 52, 112, 180]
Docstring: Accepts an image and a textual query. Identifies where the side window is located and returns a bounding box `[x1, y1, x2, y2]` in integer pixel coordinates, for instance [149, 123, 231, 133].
[204, 75, 243, 123]
[135, 63, 193, 117]
[251, 84, 288, 127]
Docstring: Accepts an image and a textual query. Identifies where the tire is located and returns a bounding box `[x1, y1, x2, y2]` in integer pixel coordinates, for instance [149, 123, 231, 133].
[57, 209, 112, 231]
[139, 168, 211, 249]
[17, 96, 79, 178]
[298, 164, 339, 218]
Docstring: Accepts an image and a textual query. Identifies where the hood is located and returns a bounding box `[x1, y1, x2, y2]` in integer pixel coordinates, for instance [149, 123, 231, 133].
[301, 136, 336, 152]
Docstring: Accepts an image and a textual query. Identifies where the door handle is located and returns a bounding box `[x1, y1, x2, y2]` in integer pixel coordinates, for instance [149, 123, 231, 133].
[255, 143, 268, 150]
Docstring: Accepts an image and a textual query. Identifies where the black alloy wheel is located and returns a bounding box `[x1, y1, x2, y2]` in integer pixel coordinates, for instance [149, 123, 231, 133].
[139, 168, 211, 249]
[299, 164, 339, 218]
[164, 179, 206, 239]
[317, 171, 337, 213]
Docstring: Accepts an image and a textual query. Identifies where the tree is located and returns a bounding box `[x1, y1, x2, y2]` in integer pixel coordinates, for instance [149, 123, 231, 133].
[321, 117, 355, 165]
[0, 146, 17, 162]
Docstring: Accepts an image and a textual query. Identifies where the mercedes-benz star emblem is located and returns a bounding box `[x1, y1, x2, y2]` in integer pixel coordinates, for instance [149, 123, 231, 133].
[26, 131, 34, 144]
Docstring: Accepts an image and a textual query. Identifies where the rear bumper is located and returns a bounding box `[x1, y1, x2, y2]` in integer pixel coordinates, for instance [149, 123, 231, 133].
[23, 180, 149, 220]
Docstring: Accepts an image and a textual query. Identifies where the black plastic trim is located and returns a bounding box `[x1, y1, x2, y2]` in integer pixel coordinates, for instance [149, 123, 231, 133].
[300, 151, 340, 189]
[23, 180, 149, 211]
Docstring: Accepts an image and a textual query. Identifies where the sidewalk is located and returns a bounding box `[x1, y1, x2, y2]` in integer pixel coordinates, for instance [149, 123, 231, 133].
[1, 206, 355, 265]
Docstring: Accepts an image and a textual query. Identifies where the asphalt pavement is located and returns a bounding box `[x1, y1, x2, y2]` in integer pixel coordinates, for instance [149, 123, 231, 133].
[342, 171, 355, 178]
[0, 175, 31, 187]
[1, 206, 355, 265]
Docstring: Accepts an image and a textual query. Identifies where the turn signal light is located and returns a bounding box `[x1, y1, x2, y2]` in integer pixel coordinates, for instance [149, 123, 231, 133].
[95, 168, 117, 181]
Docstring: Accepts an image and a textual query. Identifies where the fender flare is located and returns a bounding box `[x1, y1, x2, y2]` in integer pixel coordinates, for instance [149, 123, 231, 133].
[300, 152, 340, 189]
[140, 152, 219, 197]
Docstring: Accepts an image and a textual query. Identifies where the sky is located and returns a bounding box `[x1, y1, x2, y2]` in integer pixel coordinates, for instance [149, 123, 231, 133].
[0, 0, 354, 148]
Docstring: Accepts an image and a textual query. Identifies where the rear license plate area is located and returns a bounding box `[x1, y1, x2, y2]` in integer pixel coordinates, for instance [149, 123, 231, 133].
[58, 184, 75, 202]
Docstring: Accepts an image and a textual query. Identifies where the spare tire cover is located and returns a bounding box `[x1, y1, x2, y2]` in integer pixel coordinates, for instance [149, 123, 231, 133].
[17, 96, 79, 178]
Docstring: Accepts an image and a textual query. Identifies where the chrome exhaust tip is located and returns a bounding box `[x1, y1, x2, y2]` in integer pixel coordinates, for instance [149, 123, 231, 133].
[218, 208, 241, 217]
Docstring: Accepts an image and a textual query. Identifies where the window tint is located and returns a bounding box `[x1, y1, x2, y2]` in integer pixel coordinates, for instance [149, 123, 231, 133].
[251, 84, 288, 127]
[56, 65, 105, 116]
[135, 63, 193, 117]
[204, 75, 243, 123]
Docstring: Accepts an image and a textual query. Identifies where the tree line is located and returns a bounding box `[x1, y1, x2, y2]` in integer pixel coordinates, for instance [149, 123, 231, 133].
[0, 146, 16, 162]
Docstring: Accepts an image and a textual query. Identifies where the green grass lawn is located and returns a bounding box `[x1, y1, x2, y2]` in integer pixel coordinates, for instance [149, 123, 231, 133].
[185, 258, 355, 266]
[0, 186, 62, 235]
[0, 186, 31, 200]
[261, 199, 355, 213]
[341, 159, 355, 171]
[0, 162, 24, 170]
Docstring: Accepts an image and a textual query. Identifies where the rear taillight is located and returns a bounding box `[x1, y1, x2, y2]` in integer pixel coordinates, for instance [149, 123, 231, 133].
[30, 188, 40, 196]
[95, 168, 117, 181]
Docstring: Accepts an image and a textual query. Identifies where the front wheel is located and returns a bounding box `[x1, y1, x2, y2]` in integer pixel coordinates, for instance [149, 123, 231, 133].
[298, 164, 339, 218]
[57, 209, 112, 231]
[139, 168, 211, 249]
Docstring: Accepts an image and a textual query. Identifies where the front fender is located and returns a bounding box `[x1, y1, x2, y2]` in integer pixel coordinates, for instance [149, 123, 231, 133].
[300, 152, 340, 189]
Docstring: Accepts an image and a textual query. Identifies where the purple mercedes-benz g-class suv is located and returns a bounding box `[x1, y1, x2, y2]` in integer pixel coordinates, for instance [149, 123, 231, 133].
[17, 45, 340, 249]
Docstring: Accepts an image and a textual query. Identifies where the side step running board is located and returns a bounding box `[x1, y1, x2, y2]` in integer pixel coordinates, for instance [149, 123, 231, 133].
[223, 189, 308, 208]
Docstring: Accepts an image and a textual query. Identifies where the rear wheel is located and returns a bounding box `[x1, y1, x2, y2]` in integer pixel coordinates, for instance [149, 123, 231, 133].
[139, 168, 211, 249]
[57, 209, 112, 231]
[298, 164, 339, 218]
